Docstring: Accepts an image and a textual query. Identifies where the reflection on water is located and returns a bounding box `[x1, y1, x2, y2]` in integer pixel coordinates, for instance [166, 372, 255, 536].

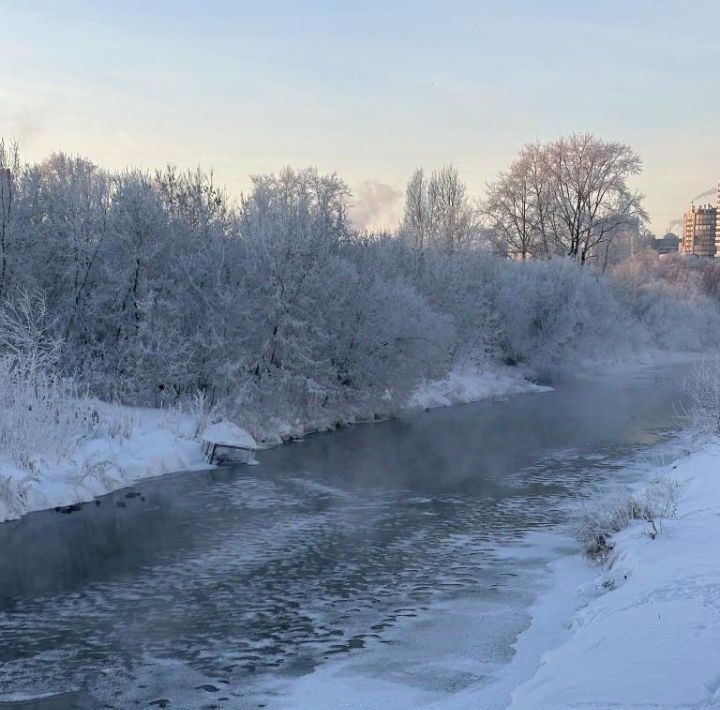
[0, 365, 689, 708]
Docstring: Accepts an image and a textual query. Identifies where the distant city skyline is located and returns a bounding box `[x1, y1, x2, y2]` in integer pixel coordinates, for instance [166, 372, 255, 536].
[1, 0, 719, 234]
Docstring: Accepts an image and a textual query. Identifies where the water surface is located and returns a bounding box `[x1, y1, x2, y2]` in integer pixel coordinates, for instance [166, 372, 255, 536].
[0, 363, 690, 708]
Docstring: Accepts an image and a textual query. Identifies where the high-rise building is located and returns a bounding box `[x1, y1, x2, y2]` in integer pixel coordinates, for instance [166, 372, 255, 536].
[717, 181, 720, 256]
[680, 203, 717, 257]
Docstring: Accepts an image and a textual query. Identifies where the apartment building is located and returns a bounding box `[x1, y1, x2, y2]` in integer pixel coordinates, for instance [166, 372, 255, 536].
[680, 203, 717, 257]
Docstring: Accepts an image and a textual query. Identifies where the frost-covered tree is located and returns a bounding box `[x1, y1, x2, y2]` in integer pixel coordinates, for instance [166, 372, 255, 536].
[401, 165, 477, 255]
[0, 140, 715, 441]
[401, 168, 429, 269]
[19, 154, 111, 348]
[240, 168, 349, 383]
[0, 141, 20, 301]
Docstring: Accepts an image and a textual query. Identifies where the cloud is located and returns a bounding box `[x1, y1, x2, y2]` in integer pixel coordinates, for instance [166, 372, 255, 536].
[349, 180, 403, 232]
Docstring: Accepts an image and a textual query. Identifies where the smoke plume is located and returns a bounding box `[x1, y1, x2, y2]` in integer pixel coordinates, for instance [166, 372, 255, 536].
[691, 186, 717, 203]
[350, 180, 403, 232]
[9, 105, 47, 147]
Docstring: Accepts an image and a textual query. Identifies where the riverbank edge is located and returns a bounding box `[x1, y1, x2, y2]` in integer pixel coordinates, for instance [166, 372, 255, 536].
[0, 364, 548, 523]
[0, 348, 699, 526]
[507, 433, 720, 709]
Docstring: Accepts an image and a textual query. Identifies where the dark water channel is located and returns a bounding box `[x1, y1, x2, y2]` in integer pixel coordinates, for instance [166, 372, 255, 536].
[0, 363, 691, 709]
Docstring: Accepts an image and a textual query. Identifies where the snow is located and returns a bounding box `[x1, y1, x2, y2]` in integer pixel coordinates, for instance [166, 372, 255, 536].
[408, 366, 551, 410]
[0, 366, 543, 523]
[203, 420, 257, 449]
[3, 357, 717, 707]
[277, 435, 720, 710]
[510, 440, 720, 709]
[263, 532, 594, 710]
[247, 365, 550, 447]
[0, 405, 253, 523]
[259, 429, 720, 710]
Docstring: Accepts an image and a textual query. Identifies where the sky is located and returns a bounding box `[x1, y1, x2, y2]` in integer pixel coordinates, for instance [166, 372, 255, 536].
[1, 0, 719, 234]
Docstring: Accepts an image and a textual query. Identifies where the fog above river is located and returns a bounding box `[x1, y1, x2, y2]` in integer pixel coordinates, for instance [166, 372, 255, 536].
[0, 362, 691, 709]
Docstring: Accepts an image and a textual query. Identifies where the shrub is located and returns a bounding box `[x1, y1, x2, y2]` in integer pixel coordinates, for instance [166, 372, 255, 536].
[0, 355, 96, 469]
[493, 258, 634, 373]
[0, 292, 97, 470]
[576, 476, 679, 562]
[681, 351, 720, 436]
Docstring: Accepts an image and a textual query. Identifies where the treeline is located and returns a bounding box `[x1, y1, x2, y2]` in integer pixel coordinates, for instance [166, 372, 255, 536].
[0, 138, 717, 439]
[400, 133, 648, 266]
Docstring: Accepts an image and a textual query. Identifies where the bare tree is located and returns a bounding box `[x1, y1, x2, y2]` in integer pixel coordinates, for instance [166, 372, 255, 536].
[485, 134, 647, 264]
[543, 133, 647, 263]
[483, 145, 547, 260]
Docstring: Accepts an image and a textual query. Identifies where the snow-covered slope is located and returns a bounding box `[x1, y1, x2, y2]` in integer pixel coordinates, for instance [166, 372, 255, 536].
[408, 366, 550, 410]
[0, 407, 254, 523]
[511, 441, 720, 709]
[0, 366, 544, 523]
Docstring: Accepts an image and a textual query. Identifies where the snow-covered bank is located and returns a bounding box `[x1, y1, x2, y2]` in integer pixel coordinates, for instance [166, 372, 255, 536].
[0, 406, 212, 523]
[247, 365, 549, 446]
[408, 366, 551, 410]
[0, 366, 545, 523]
[261, 531, 594, 710]
[511, 440, 720, 709]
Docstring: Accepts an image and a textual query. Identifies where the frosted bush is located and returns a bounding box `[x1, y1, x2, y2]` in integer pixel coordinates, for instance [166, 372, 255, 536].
[0, 356, 96, 467]
[576, 476, 679, 562]
[613, 252, 720, 351]
[94, 407, 135, 441]
[0, 291, 108, 471]
[184, 389, 219, 438]
[494, 258, 634, 372]
[0, 148, 718, 435]
[681, 351, 720, 436]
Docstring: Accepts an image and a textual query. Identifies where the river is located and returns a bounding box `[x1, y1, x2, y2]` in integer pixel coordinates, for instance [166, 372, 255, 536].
[0, 362, 691, 709]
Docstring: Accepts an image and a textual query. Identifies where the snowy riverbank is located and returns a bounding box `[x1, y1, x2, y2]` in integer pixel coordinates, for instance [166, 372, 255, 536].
[0, 365, 546, 523]
[0, 404, 209, 523]
[408, 366, 550, 410]
[510, 437, 720, 709]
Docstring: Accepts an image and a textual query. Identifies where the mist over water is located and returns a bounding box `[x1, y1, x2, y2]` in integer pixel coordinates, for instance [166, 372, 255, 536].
[0, 363, 690, 709]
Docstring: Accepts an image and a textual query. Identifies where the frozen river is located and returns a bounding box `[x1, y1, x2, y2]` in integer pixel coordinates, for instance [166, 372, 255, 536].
[0, 363, 691, 709]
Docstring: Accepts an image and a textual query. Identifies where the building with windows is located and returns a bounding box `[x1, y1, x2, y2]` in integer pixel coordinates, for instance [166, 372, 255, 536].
[680, 203, 717, 257]
[651, 232, 681, 255]
[717, 182, 720, 255]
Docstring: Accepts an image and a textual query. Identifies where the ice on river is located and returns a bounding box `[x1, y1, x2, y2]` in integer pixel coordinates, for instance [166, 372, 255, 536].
[0, 362, 694, 709]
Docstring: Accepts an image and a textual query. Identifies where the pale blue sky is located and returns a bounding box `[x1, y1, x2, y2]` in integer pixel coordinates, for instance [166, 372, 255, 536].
[1, 0, 719, 232]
